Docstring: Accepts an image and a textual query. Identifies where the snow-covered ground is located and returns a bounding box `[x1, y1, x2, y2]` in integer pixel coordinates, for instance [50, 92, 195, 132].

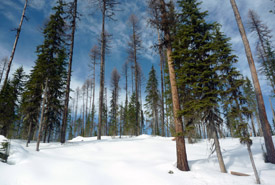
[0, 135, 274, 185]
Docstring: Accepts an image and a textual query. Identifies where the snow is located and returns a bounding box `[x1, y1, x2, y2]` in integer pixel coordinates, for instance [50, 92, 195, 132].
[0, 135, 274, 185]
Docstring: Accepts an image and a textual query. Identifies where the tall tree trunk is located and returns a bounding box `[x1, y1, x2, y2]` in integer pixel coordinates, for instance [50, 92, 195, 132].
[156, 0, 189, 171]
[230, 0, 275, 164]
[158, 29, 165, 137]
[61, 0, 78, 144]
[98, 2, 106, 140]
[2, 0, 28, 90]
[85, 82, 89, 136]
[36, 79, 48, 151]
[166, 42, 189, 171]
[133, 30, 139, 137]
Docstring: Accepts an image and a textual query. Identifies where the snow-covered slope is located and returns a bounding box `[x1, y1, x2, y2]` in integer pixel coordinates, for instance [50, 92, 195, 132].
[0, 135, 274, 185]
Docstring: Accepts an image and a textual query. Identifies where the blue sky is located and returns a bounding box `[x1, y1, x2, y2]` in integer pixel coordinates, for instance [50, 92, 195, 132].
[1, 0, 275, 128]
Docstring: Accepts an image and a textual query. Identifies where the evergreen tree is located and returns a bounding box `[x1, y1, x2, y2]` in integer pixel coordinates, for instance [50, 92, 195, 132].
[22, 0, 67, 145]
[0, 67, 26, 137]
[145, 66, 160, 135]
[109, 68, 120, 136]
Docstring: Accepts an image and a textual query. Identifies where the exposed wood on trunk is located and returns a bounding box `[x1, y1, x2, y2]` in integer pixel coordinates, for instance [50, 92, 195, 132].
[230, 0, 275, 164]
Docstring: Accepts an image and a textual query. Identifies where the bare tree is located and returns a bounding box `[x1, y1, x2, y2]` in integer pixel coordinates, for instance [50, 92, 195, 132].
[91, 0, 119, 140]
[128, 14, 142, 136]
[2, 0, 28, 90]
[148, 0, 189, 171]
[248, 10, 275, 93]
[109, 68, 120, 135]
[158, 29, 165, 137]
[61, 0, 78, 144]
[230, 0, 275, 164]
[89, 45, 100, 136]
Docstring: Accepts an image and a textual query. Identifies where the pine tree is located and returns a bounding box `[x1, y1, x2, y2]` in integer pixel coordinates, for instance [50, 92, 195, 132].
[109, 68, 120, 136]
[22, 0, 67, 146]
[145, 66, 160, 135]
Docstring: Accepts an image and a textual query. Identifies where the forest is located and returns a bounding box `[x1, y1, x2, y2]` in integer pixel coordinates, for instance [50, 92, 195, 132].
[0, 0, 275, 184]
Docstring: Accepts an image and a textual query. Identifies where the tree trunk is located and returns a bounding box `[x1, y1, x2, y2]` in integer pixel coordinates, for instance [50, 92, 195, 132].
[166, 44, 189, 171]
[247, 143, 261, 184]
[230, 0, 275, 164]
[36, 79, 48, 151]
[158, 29, 165, 137]
[255, 113, 263, 136]
[2, 0, 28, 90]
[61, 0, 77, 143]
[251, 115, 257, 137]
[212, 125, 227, 173]
[98, 2, 106, 140]
[269, 97, 275, 124]
[133, 29, 139, 137]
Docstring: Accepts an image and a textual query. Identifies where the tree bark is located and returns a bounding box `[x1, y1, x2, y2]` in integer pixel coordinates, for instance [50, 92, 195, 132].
[61, 0, 77, 144]
[247, 143, 261, 184]
[269, 97, 275, 124]
[251, 115, 257, 137]
[157, 0, 189, 171]
[230, 0, 275, 164]
[2, 0, 28, 90]
[158, 29, 165, 137]
[212, 125, 227, 173]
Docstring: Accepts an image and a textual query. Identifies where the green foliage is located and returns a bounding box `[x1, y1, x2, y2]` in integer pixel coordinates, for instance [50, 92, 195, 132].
[21, 0, 68, 140]
[145, 66, 160, 135]
[0, 139, 10, 163]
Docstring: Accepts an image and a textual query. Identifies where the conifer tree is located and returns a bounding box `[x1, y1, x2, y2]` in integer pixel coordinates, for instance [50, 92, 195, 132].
[145, 66, 160, 135]
[0, 67, 26, 137]
[109, 68, 120, 136]
[22, 0, 67, 146]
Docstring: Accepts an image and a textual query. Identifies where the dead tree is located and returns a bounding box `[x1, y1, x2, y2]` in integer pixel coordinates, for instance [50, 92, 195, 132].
[2, 0, 28, 90]
[128, 14, 142, 136]
[158, 29, 165, 137]
[230, 0, 275, 164]
[91, 0, 119, 140]
[61, 0, 78, 144]
[89, 45, 100, 136]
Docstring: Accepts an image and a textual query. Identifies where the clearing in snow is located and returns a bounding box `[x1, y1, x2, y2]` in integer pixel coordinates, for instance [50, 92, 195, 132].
[0, 135, 275, 185]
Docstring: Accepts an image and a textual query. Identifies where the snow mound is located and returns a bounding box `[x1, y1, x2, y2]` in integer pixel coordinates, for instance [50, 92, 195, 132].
[7, 141, 29, 165]
[0, 135, 8, 142]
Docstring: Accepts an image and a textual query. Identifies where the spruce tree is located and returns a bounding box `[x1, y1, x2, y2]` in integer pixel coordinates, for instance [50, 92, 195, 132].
[145, 66, 160, 135]
[22, 0, 67, 146]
